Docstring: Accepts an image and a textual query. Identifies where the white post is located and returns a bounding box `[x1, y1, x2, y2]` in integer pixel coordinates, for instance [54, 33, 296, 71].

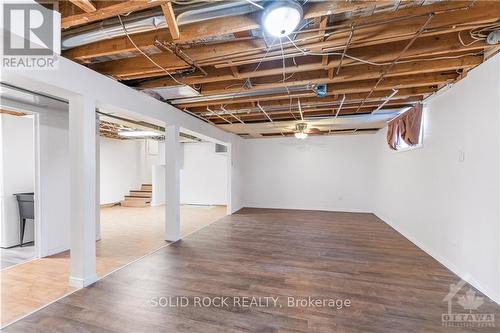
[95, 114, 101, 241]
[165, 125, 181, 241]
[68, 96, 97, 288]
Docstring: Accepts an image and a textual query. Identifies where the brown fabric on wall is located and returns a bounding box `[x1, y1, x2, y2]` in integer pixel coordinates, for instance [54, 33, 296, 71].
[386, 103, 423, 150]
[401, 103, 423, 146]
[386, 118, 399, 150]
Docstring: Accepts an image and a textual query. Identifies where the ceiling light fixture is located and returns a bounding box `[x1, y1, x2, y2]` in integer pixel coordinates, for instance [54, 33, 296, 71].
[262, 0, 303, 38]
[294, 122, 308, 140]
[118, 130, 159, 138]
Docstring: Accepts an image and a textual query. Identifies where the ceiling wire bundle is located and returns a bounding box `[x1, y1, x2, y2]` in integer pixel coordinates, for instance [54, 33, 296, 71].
[117, 14, 187, 87]
[458, 22, 500, 46]
[355, 14, 434, 113]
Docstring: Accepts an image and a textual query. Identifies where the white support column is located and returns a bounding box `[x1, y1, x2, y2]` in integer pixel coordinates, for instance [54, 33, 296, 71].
[165, 125, 181, 241]
[68, 96, 97, 288]
[95, 115, 101, 241]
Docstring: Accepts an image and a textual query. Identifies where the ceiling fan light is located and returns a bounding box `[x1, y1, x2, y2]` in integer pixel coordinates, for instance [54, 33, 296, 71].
[294, 132, 308, 140]
[262, 0, 303, 38]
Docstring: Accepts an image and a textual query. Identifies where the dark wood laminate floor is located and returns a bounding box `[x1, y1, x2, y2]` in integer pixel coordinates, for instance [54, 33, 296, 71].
[4, 208, 499, 332]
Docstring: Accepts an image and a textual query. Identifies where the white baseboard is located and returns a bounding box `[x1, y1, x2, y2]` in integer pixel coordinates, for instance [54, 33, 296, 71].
[165, 234, 181, 242]
[44, 245, 69, 257]
[69, 274, 97, 288]
[243, 204, 372, 214]
[374, 211, 500, 305]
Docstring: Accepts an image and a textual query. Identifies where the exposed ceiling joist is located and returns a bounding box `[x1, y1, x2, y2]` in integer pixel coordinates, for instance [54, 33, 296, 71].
[58, 0, 499, 138]
[180, 87, 436, 110]
[161, 1, 179, 40]
[136, 54, 481, 90]
[68, 0, 96, 13]
[62, 0, 169, 29]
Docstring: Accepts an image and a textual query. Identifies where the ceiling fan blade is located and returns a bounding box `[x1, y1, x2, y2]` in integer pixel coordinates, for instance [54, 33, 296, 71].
[306, 127, 321, 134]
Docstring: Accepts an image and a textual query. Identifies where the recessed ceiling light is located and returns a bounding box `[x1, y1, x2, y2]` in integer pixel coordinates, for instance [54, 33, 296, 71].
[262, 0, 303, 38]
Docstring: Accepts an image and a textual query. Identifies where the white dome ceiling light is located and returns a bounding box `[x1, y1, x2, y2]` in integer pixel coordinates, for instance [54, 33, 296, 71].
[261, 0, 303, 38]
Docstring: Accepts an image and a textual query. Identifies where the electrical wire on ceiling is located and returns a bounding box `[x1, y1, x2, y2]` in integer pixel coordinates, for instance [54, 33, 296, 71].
[117, 15, 186, 86]
[334, 94, 346, 119]
[243, 0, 264, 10]
[171, 0, 211, 4]
[285, 35, 485, 67]
[223, 37, 277, 90]
[458, 23, 500, 46]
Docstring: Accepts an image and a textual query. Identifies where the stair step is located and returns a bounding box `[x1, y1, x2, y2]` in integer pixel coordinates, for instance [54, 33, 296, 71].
[121, 200, 150, 207]
[141, 185, 152, 191]
[129, 190, 152, 198]
[124, 196, 151, 202]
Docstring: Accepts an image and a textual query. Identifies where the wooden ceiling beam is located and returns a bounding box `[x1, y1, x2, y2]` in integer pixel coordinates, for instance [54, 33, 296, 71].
[177, 73, 456, 107]
[176, 86, 436, 109]
[98, 31, 487, 80]
[186, 89, 436, 113]
[64, 0, 374, 59]
[208, 103, 419, 124]
[196, 57, 476, 96]
[161, 1, 179, 40]
[67, 1, 482, 63]
[203, 98, 421, 119]
[68, 0, 96, 13]
[62, 0, 169, 29]
[136, 53, 481, 89]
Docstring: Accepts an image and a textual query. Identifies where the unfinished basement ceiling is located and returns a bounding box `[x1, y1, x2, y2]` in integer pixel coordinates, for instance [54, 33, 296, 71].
[46, 0, 500, 138]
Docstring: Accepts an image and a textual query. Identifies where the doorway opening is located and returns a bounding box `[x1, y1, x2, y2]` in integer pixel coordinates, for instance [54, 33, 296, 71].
[0, 112, 36, 269]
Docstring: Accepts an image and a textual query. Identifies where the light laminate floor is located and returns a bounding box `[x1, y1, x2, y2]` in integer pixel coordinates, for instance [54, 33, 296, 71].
[0, 205, 226, 327]
[3, 208, 500, 332]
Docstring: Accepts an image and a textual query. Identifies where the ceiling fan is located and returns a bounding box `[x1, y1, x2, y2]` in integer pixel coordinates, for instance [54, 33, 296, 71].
[293, 122, 322, 139]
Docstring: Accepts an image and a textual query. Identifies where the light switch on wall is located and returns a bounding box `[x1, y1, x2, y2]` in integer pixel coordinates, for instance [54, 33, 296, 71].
[458, 150, 465, 162]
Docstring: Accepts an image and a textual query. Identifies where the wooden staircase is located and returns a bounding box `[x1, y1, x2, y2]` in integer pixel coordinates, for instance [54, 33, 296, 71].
[121, 184, 152, 207]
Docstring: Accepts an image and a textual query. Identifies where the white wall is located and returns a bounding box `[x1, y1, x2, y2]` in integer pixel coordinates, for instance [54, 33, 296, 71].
[180, 142, 228, 205]
[0, 114, 35, 247]
[37, 105, 71, 256]
[241, 135, 375, 212]
[373, 54, 500, 304]
[139, 140, 165, 184]
[100, 138, 142, 204]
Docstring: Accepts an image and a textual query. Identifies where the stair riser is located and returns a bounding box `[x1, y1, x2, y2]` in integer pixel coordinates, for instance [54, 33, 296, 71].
[121, 200, 150, 207]
[129, 192, 152, 198]
[124, 197, 151, 203]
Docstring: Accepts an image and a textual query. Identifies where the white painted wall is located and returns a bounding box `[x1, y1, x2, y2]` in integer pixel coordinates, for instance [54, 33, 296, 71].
[139, 140, 165, 184]
[241, 135, 375, 212]
[99, 138, 142, 205]
[37, 105, 71, 256]
[180, 142, 228, 205]
[373, 54, 500, 304]
[0, 114, 35, 247]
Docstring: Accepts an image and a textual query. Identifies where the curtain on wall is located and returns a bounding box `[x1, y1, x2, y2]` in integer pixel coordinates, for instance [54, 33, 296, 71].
[387, 103, 423, 150]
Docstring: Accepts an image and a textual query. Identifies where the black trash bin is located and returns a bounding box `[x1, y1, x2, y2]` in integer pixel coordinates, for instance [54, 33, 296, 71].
[14, 192, 34, 247]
